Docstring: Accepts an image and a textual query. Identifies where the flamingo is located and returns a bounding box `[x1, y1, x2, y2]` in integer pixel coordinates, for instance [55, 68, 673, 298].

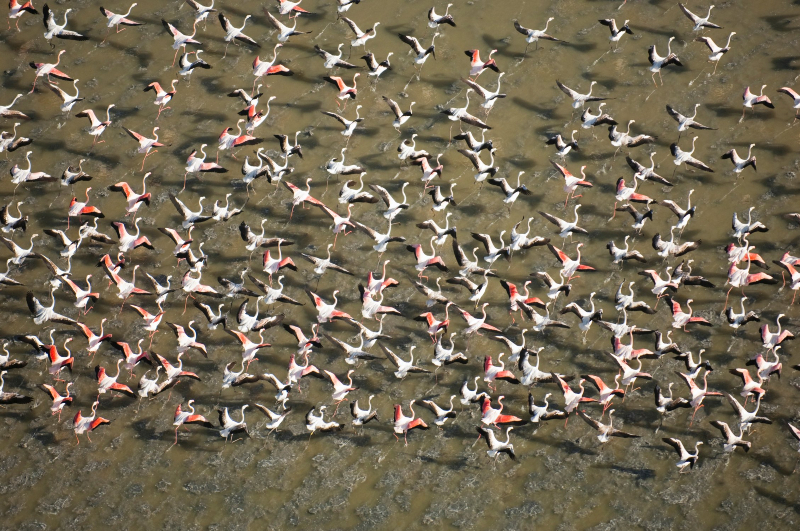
[667, 297, 712, 331]
[398, 33, 437, 65]
[721, 144, 757, 174]
[172, 400, 214, 446]
[676, 369, 723, 425]
[143, 80, 178, 119]
[74, 319, 112, 357]
[0, 123, 33, 155]
[406, 236, 448, 279]
[184, 144, 226, 188]
[42, 4, 88, 44]
[306, 406, 340, 435]
[513, 17, 562, 53]
[29, 49, 72, 94]
[75, 105, 115, 148]
[26, 288, 75, 325]
[415, 302, 451, 341]
[73, 400, 110, 444]
[323, 73, 359, 109]
[8, 0, 37, 30]
[350, 395, 378, 428]
[393, 400, 429, 445]
[648, 37, 683, 86]
[109, 173, 151, 216]
[761, 314, 794, 351]
[41, 382, 72, 421]
[100, 3, 142, 40]
[95, 359, 136, 398]
[679, 3, 721, 31]
[381, 345, 429, 379]
[162, 19, 202, 66]
[741, 85, 774, 122]
[1, 233, 37, 265]
[218, 13, 259, 58]
[663, 438, 702, 472]
[252, 44, 292, 89]
[265, 11, 310, 43]
[725, 256, 776, 308]
[306, 289, 352, 323]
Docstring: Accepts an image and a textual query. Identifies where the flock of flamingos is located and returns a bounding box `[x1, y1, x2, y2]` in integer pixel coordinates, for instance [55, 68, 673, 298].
[1, 0, 800, 472]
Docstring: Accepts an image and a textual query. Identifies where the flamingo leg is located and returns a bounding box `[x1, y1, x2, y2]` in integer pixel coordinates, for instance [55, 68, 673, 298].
[689, 404, 704, 426]
[724, 286, 733, 311]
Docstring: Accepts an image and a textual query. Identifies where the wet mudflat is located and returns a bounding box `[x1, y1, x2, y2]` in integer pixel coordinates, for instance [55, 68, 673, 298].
[1, 0, 800, 529]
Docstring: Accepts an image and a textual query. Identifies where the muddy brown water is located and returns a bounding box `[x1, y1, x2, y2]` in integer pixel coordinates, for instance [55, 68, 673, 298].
[1, 0, 800, 529]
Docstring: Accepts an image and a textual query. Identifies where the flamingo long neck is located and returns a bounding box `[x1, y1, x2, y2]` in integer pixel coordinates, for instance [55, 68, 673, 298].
[124, 4, 135, 17]
[25, 152, 32, 171]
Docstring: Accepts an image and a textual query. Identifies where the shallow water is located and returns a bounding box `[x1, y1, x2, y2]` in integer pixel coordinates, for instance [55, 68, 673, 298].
[1, 0, 800, 529]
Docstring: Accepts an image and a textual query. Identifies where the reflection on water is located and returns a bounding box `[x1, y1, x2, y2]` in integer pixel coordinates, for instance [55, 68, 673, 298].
[1, 0, 800, 528]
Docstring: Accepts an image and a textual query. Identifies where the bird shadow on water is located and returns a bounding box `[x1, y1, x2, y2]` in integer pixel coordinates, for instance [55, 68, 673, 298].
[512, 97, 556, 120]
[505, 158, 536, 171]
[98, 40, 153, 70]
[703, 103, 746, 119]
[596, 463, 657, 481]
[35, 138, 121, 167]
[180, 109, 231, 124]
[761, 15, 800, 33]
[634, 25, 678, 39]
[771, 56, 800, 71]
[418, 452, 478, 471]
[27, 425, 57, 447]
[754, 485, 800, 514]
[562, 42, 598, 54]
